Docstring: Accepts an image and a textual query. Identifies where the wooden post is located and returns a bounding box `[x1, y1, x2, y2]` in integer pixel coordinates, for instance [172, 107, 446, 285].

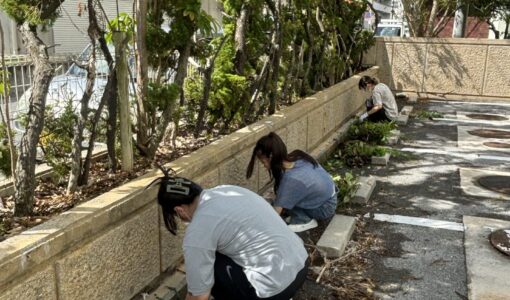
[112, 31, 133, 171]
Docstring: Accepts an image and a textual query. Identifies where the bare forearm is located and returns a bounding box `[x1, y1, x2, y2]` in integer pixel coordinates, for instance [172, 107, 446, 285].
[368, 104, 383, 115]
[274, 206, 283, 215]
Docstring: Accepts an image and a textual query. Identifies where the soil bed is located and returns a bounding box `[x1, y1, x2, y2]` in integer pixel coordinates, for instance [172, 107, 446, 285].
[0, 130, 225, 241]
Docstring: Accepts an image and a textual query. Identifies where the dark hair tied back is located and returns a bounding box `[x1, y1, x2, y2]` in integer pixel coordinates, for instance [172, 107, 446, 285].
[146, 165, 202, 235]
[246, 132, 317, 193]
[358, 75, 379, 90]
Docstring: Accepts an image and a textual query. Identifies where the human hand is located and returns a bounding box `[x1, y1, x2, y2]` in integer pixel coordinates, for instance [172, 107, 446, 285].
[359, 112, 369, 122]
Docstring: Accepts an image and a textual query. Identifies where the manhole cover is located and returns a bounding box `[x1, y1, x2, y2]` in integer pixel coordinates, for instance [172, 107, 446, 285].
[468, 129, 510, 139]
[466, 113, 508, 121]
[483, 142, 510, 149]
[489, 229, 510, 256]
[477, 176, 510, 196]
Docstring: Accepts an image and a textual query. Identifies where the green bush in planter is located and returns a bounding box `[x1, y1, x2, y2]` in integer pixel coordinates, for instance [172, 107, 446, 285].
[347, 121, 397, 145]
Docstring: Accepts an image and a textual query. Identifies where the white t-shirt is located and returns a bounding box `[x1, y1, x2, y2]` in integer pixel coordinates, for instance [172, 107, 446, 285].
[372, 83, 399, 120]
[183, 185, 308, 298]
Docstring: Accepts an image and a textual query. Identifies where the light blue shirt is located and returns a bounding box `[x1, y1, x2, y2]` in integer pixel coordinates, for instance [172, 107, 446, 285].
[275, 159, 337, 211]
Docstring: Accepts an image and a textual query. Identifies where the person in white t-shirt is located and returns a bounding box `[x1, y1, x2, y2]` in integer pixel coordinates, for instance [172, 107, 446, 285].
[155, 176, 309, 300]
[358, 75, 399, 122]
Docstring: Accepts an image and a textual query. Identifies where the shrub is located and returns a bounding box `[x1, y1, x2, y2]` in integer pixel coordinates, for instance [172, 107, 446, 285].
[39, 104, 76, 182]
[0, 124, 14, 178]
[347, 121, 397, 144]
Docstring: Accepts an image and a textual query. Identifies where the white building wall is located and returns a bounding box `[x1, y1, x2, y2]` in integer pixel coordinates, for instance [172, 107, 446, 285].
[0, 11, 20, 55]
[1, 0, 222, 56]
[51, 0, 134, 54]
[488, 18, 509, 39]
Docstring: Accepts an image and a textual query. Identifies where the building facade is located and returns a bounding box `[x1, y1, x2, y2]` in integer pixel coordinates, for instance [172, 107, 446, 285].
[0, 0, 223, 56]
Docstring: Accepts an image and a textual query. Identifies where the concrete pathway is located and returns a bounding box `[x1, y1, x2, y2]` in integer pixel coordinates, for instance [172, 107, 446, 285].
[361, 99, 510, 300]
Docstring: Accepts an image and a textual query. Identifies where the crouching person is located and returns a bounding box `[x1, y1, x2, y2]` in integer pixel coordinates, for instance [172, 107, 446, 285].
[156, 176, 309, 300]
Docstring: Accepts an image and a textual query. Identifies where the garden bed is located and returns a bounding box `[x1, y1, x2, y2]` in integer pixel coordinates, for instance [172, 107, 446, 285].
[0, 130, 225, 241]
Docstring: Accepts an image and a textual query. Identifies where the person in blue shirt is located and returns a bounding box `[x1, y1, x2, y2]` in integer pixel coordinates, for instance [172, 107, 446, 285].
[246, 132, 338, 232]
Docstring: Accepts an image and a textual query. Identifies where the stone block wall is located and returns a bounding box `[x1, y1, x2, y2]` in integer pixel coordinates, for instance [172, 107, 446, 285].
[363, 37, 510, 100]
[0, 67, 377, 300]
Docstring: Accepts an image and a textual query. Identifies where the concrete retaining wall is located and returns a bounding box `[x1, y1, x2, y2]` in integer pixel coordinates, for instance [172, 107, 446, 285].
[363, 37, 510, 101]
[0, 67, 377, 300]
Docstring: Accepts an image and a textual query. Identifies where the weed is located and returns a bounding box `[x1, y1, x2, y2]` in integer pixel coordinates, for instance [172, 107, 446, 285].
[341, 140, 388, 167]
[386, 148, 419, 161]
[332, 172, 359, 206]
[415, 110, 443, 120]
[347, 121, 398, 145]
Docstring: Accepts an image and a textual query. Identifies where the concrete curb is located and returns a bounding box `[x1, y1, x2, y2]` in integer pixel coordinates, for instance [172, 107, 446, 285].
[316, 215, 356, 258]
[396, 105, 413, 125]
[400, 105, 414, 116]
[352, 176, 376, 205]
[396, 114, 409, 125]
[371, 152, 391, 165]
[144, 270, 187, 300]
[386, 129, 400, 145]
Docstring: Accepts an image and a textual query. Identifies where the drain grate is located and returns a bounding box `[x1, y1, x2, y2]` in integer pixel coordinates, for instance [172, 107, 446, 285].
[466, 113, 508, 121]
[477, 176, 510, 196]
[483, 142, 510, 149]
[489, 229, 510, 257]
[468, 129, 510, 139]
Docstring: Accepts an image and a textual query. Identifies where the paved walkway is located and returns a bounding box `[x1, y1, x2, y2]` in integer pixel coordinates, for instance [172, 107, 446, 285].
[363, 100, 510, 299]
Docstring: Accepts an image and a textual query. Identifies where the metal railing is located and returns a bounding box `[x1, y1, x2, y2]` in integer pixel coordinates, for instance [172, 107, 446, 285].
[1, 53, 79, 116]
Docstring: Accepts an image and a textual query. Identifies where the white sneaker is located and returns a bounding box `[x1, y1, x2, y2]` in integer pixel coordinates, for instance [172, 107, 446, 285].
[288, 219, 318, 232]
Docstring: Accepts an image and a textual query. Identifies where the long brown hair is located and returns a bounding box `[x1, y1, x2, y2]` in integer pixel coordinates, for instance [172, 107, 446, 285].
[246, 132, 317, 192]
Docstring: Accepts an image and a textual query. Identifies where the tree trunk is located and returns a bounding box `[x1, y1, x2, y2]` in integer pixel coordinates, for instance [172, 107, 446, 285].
[14, 22, 55, 216]
[79, 0, 115, 185]
[452, 0, 468, 38]
[147, 43, 191, 158]
[487, 20, 500, 39]
[79, 75, 110, 186]
[365, 1, 380, 30]
[67, 50, 95, 194]
[135, 0, 150, 154]
[234, 3, 249, 75]
[427, 0, 439, 37]
[106, 79, 118, 172]
[281, 36, 298, 104]
[68, 0, 97, 194]
[267, 0, 281, 115]
[113, 31, 133, 171]
[245, 53, 271, 122]
[194, 36, 227, 138]
[289, 41, 305, 103]
[504, 17, 509, 39]
[300, 12, 314, 96]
